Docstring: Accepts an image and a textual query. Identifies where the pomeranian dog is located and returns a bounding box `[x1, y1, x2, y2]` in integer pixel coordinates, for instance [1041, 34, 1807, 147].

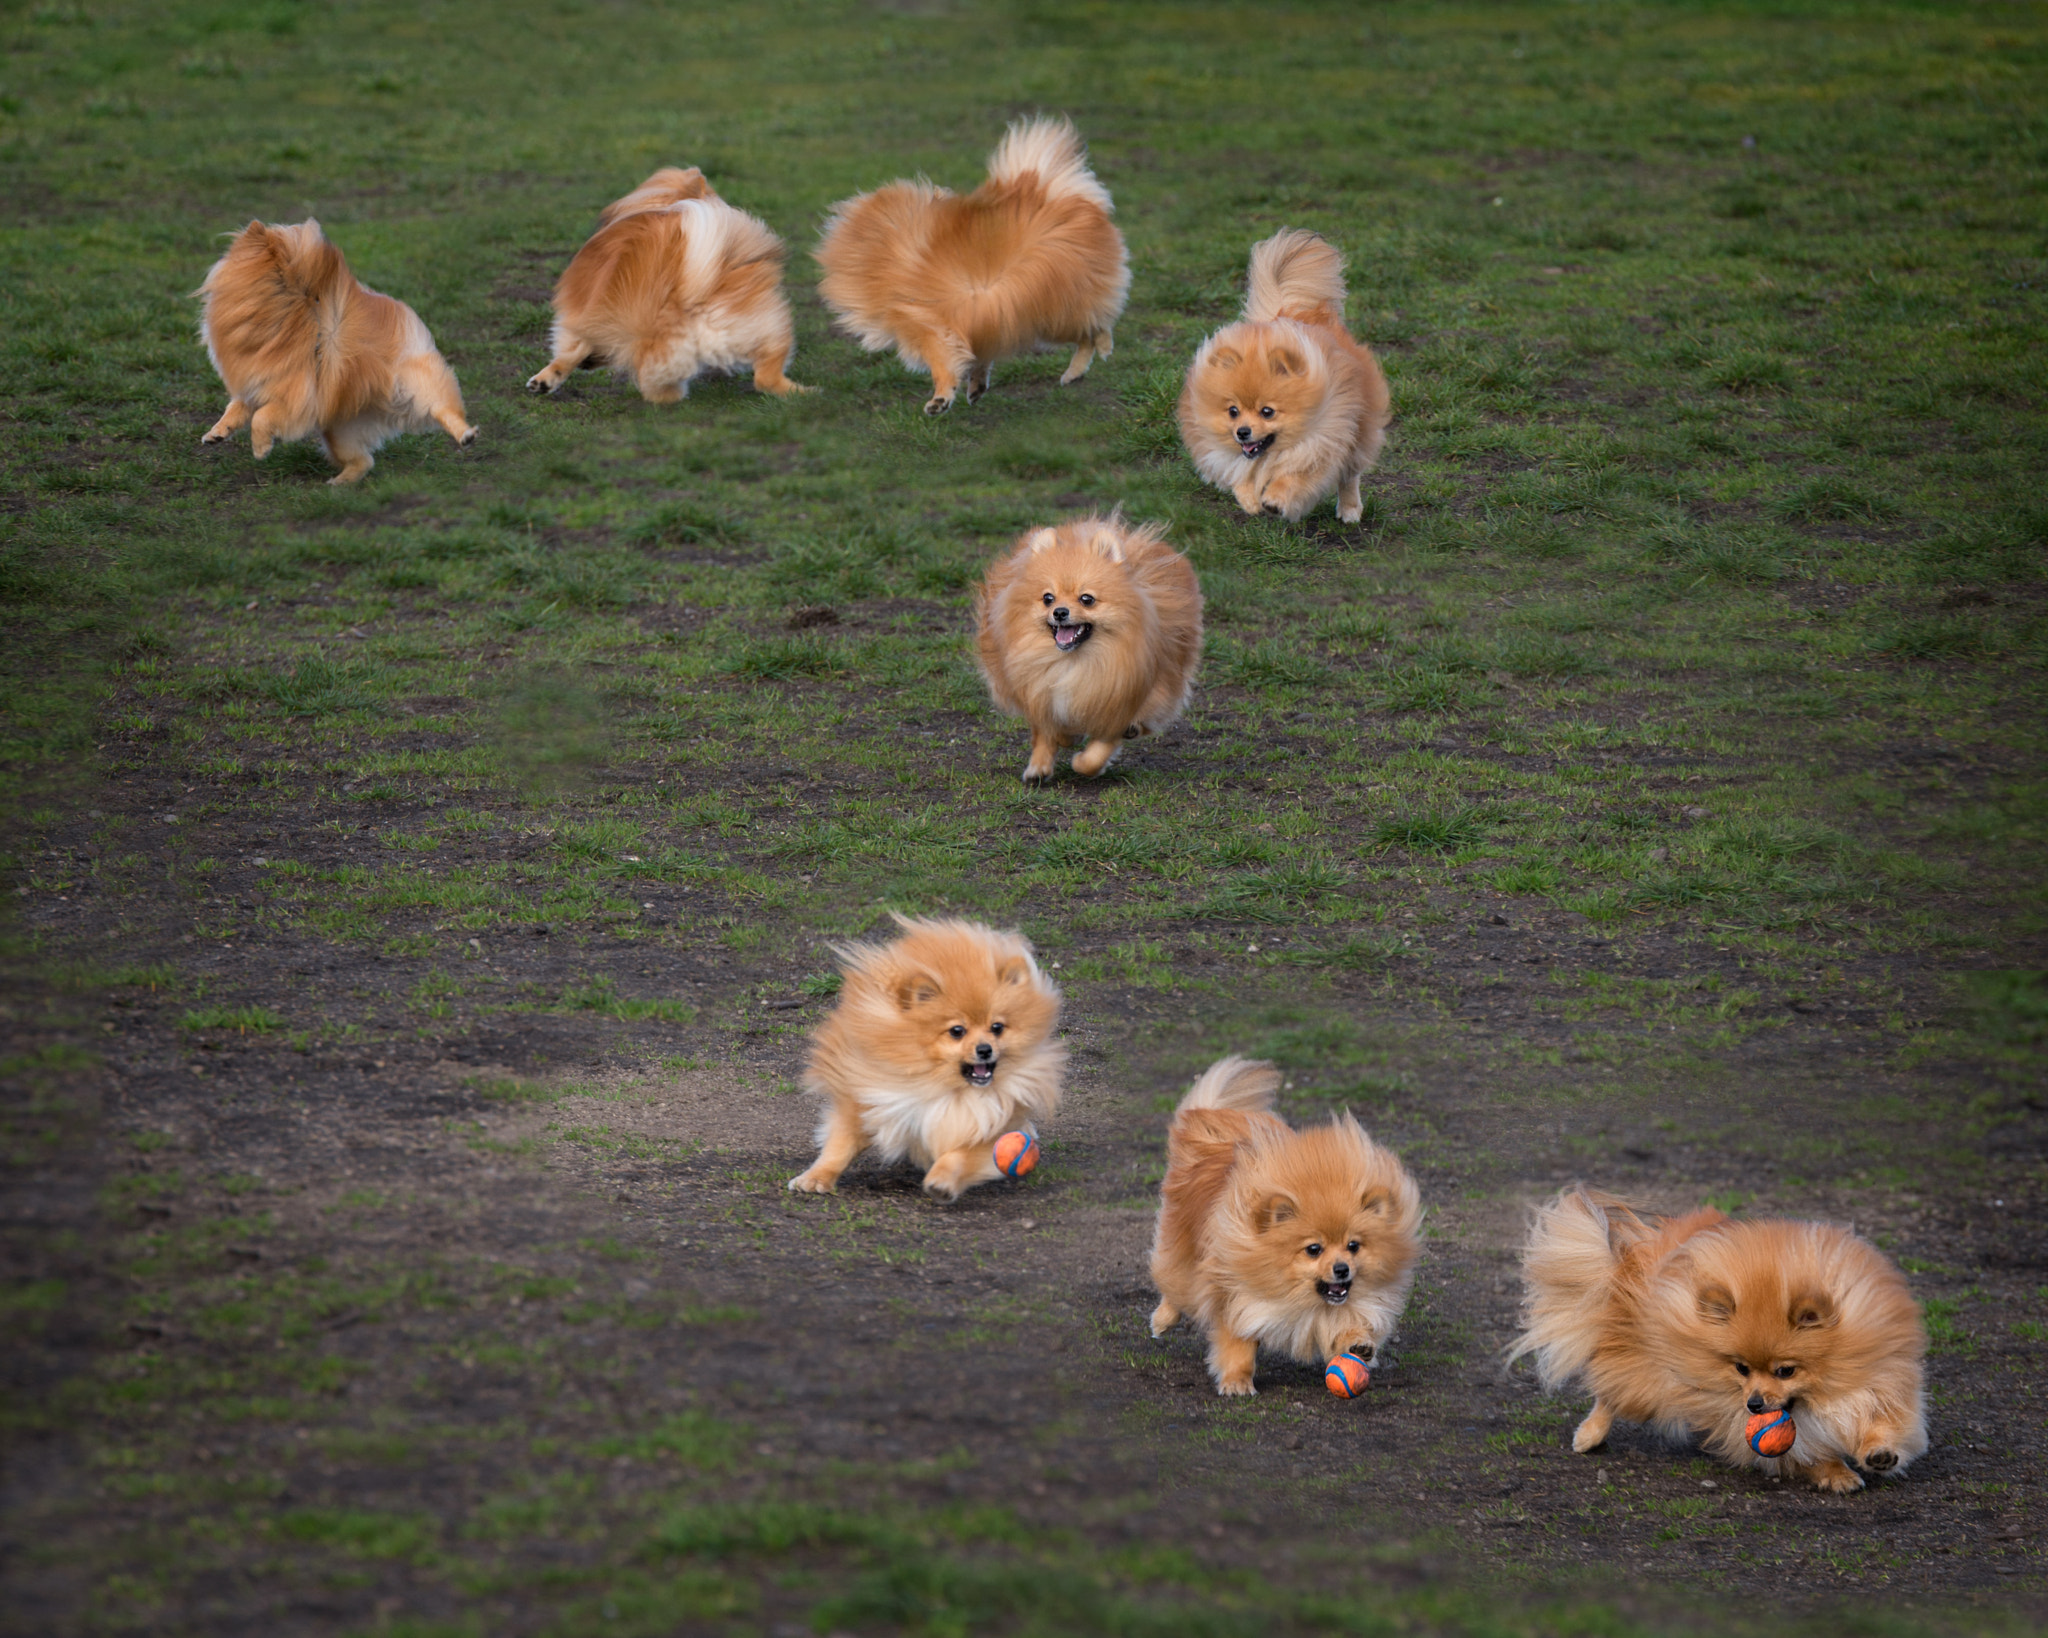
[1177, 229, 1390, 523]
[196, 219, 476, 484]
[815, 115, 1129, 415]
[526, 166, 807, 403]
[787, 916, 1064, 1201]
[1511, 1187, 1928, 1492]
[1149, 1058, 1422, 1396]
[974, 513, 1202, 784]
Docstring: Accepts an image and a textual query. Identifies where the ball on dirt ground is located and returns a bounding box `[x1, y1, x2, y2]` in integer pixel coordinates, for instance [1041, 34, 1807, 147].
[1747, 1409, 1796, 1457]
[1324, 1353, 1370, 1398]
[993, 1130, 1037, 1179]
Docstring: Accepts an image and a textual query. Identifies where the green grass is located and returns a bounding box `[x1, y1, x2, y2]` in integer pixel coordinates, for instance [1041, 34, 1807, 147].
[2, 2, 2044, 1634]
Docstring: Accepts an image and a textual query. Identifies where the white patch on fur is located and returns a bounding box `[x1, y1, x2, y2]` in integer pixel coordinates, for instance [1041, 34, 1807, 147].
[985, 115, 1113, 213]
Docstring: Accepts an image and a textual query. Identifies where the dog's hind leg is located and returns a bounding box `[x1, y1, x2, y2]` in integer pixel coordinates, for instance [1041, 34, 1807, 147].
[1148, 1300, 1180, 1337]
[1058, 337, 1096, 385]
[399, 355, 478, 446]
[788, 1102, 864, 1195]
[203, 397, 251, 445]
[966, 359, 995, 403]
[321, 424, 376, 485]
[900, 328, 970, 415]
[249, 402, 289, 462]
[1336, 468, 1366, 524]
[526, 335, 593, 396]
[1570, 1401, 1614, 1453]
[751, 345, 813, 398]
[1070, 737, 1121, 778]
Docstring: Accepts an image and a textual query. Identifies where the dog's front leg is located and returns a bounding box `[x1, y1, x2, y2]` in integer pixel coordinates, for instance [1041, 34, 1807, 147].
[1230, 464, 1266, 515]
[527, 337, 592, 395]
[921, 1143, 1003, 1201]
[203, 397, 251, 445]
[1208, 1328, 1258, 1395]
[1257, 470, 1315, 521]
[1801, 1457, 1865, 1493]
[1021, 723, 1059, 785]
[788, 1103, 864, 1195]
[1570, 1401, 1614, 1453]
[1069, 737, 1121, 778]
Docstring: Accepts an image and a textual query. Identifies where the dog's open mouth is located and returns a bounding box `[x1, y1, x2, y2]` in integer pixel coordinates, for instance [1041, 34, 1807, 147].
[1050, 621, 1092, 652]
[1237, 433, 1276, 459]
[1316, 1279, 1352, 1306]
[960, 1062, 995, 1086]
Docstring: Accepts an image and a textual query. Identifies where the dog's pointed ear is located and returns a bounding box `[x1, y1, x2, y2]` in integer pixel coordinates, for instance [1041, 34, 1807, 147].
[1788, 1289, 1838, 1330]
[893, 966, 942, 1011]
[996, 955, 1036, 988]
[1359, 1186, 1391, 1217]
[1026, 528, 1058, 555]
[1695, 1282, 1737, 1323]
[1092, 526, 1125, 564]
[1206, 346, 1241, 371]
[1269, 344, 1307, 378]
[1253, 1193, 1299, 1233]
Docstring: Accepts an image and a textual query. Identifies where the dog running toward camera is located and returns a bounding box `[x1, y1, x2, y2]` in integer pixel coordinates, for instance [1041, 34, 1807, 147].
[814, 115, 1129, 415]
[1177, 228, 1390, 523]
[787, 916, 1064, 1201]
[526, 166, 808, 403]
[196, 219, 476, 484]
[1511, 1186, 1928, 1492]
[1149, 1058, 1421, 1395]
[974, 512, 1202, 784]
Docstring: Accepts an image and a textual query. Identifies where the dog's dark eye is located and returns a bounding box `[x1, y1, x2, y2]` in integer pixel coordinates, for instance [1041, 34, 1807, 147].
[1041, 592, 1054, 606]
[1734, 1363, 1751, 1377]
[1079, 593, 1095, 607]
[1304, 1243, 1322, 1258]
[948, 1025, 966, 1039]
[989, 1021, 1004, 1036]
[1773, 1365, 1796, 1379]
[1227, 405, 1239, 419]
[1346, 1240, 1360, 1253]
[1259, 405, 1275, 419]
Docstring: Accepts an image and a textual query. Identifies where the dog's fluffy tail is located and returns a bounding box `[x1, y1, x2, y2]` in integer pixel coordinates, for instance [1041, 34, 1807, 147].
[1243, 228, 1348, 330]
[1173, 1055, 1282, 1117]
[984, 114, 1113, 212]
[1508, 1185, 1645, 1387]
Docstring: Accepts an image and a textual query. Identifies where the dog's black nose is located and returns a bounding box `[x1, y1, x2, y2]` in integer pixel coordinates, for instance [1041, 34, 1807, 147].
[1234, 425, 1254, 442]
[1330, 1262, 1351, 1281]
[1052, 606, 1070, 621]
[1746, 1394, 1766, 1413]
[975, 1042, 993, 1061]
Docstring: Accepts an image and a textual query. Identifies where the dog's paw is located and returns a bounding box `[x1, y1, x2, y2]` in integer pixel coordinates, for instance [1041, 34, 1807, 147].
[1123, 724, 1142, 740]
[1021, 763, 1053, 785]
[1809, 1460, 1865, 1493]
[922, 393, 954, 417]
[786, 1172, 836, 1195]
[1860, 1448, 1900, 1474]
[200, 430, 229, 446]
[1337, 502, 1363, 524]
[458, 426, 479, 447]
[1214, 1377, 1257, 1397]
[524, 373, 558, 396]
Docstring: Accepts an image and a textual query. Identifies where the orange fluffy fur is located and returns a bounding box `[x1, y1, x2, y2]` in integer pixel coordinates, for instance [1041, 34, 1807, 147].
[1177, 229, 1390, 523]
[1512, 1187, 1928, 1492]
[526, 166, 807, 403]
[815, 115, 1129, 415]
[196, 219, 475, 485]
[974, 514, 1202, 784]
[1149, 1058, 1421, 1396]
[787, 916, 1064, 1202]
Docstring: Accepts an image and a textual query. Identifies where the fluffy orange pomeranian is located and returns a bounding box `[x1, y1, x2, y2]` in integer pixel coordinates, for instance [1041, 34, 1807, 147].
[974, 513, 1202, 784]
[1511, 1187, 1928, 1492]
[196, 219, 475, 484]
[815, 116, 1129, 415]
[526, 166, 807, 403]
[787, 916, 1064, 1201]
[1149, 1058, 1422, 1395]
[1177, 229, 1390, 523]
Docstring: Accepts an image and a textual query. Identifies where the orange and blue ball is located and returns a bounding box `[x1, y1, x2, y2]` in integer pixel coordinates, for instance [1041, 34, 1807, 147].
[1747, 1409, 1796, 1457]
[994, 1130, 1038, 1179]
[1325, 1353, 1371, 1398]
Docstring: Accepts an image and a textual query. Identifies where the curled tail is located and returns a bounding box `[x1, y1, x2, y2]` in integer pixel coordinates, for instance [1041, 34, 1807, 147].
[1173, 1055, 1282, 1117]
[1508, 1185, 1645, 1386]
[1243, 228, 1347, 330]
[984, 114, 1113, 212]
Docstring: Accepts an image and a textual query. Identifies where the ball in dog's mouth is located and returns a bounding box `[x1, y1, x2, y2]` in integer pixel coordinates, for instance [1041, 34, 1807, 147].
[960, 1061, 996, 1086]
[1237, 433, 1276, 459]
[1049, 620, 1092, 653]
[1316, 1279, 1352, 1306]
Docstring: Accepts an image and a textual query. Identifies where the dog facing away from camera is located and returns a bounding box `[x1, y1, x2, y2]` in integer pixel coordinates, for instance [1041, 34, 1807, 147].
[196, 219, 476, 484]
[525, 165, 807, 403]
[1177, 229, 1390, 523]
[974, 513, 1202, 784]
[786, 916, 1064, 1201]
[1149, 1058, 1422, 1395]
[814, 115, 1129, 415]
[1511, 1187, 1928, 1492]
